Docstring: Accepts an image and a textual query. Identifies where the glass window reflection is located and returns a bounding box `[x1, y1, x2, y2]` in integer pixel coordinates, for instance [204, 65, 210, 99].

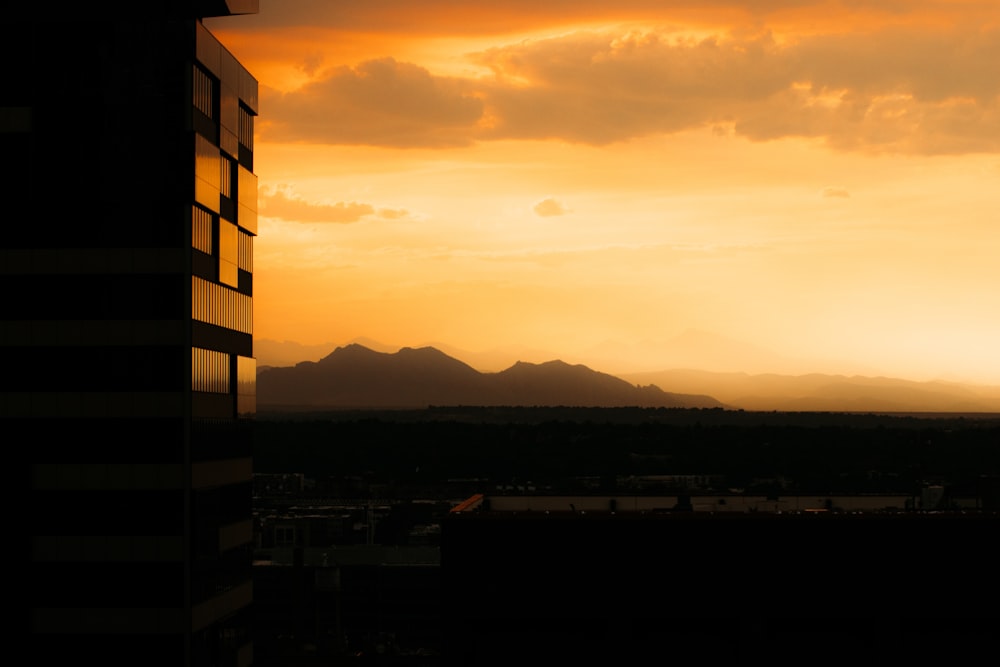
[219, 219, 238, 287]
[236, 356, 255, 418]
[192, 276, 252, 334]
[192, 347, 229, 393]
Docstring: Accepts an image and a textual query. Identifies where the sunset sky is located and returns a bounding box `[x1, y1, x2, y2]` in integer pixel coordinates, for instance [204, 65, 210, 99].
[206, 0, 1000, 384]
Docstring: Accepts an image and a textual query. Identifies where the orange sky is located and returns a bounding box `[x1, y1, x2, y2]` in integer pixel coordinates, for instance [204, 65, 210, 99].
[206, 0, 1000, 384]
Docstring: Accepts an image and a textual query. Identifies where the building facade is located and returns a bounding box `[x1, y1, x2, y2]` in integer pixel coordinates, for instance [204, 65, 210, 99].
[4, 3, 259, 665]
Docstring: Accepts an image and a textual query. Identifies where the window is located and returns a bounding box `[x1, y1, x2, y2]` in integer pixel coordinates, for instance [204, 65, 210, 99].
[236, 165, 257, 234]
[218, 219, 238, 287]
[192, 65, 216, 119]
[192, 347, 230, 393]
[192, 276, 252, 334]
[194, 134, 221, 213]
[238, 104, 254, 151]
[220, 155, 233, 200]
[238, 229, 253, 273]
[237, 356, 256, 418]
[192, 206, 213, 255]
[275, 526, 296, 547]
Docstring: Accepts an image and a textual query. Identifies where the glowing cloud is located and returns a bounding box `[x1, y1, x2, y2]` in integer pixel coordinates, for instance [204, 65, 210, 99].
[533, 197, 571, 217]
[205, 1, 1000, 385]
[260, 186, 375, 223]
[376, 208, 410, 220]
[251, 24, 1000, 155]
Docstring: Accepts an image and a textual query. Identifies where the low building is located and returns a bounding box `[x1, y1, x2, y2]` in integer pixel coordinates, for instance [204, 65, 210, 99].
[441, 494, 999, 664]
[252, 545, 441, 665]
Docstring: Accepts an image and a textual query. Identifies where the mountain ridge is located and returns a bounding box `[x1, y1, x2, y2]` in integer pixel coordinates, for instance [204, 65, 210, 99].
[255, 339, 1000, 413]
[618, 368, 1000, 413]
[257, 344, 726, 410]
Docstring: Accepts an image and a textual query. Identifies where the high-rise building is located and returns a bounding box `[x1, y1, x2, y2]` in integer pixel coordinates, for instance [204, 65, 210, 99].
[4, 3, 260, 665]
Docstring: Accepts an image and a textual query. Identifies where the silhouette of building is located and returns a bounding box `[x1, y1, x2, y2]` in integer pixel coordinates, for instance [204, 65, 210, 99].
[4, 3, 259, 665]
[252, 544, 443, 664]
[441, 494, 999, 664]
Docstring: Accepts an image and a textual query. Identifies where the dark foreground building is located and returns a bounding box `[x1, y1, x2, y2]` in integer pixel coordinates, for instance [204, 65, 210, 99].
[442, 495, 999, 665]
[5, 3, 259, 665]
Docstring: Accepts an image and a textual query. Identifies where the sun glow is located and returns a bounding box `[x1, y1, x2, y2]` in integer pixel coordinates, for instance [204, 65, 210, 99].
[208, 1, 1000, 389]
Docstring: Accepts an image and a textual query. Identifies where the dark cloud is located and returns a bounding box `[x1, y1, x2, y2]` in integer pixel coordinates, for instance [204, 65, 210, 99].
[257, 24, 1000, 155]
[822, 187, 850, 198]
[474, 31, 790, 144]
[299, 51, 325, 77]
[791, 29, 1000, 105]
[475, 27, 1000, 154]
[262, 58, 484, 147]
[218, 2, 975, 34]
[214, 1, 805, 33]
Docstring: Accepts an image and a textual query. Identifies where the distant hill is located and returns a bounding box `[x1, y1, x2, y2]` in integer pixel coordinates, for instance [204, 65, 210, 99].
[256, 344, 727, 410]
[255, 337, 391, 369]
[618, 368, 1000, 414]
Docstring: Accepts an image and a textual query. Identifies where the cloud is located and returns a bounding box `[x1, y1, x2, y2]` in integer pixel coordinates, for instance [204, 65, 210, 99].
[533, 197, 571, 217]
[215, 2, 1000, 35]
[474, 27, 1000, 154]
[260, 186, 375, 223]
[299, 51, 325, 77]
[250, 19, 1000, 155]
[473, 31, 783, 144]
[822, 187, 850, 199]
[376, 208, 410, 220]
[261, 57, 484, 147]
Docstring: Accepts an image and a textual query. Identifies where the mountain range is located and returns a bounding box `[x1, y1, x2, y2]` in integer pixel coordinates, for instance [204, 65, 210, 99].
[618, 368, 1000, 414]
[256, 344, 726, 410]
[255, 338, 1000, 413]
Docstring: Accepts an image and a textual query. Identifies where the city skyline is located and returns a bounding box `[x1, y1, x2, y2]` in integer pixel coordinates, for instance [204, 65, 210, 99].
[209, 1, 1000, 385]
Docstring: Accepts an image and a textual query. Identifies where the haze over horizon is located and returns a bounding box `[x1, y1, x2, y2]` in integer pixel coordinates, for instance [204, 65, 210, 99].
[208, 1, 1000, 387]
[255, 331, 1000, 390]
